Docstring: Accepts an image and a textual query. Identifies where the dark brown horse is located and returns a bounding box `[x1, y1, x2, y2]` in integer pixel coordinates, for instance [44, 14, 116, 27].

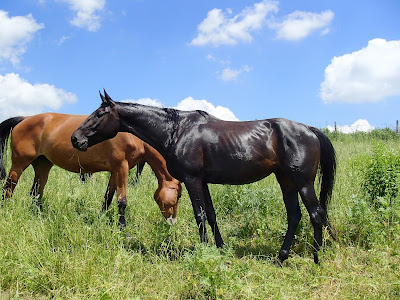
[72, 91, 336, 264]
[0, 113, 181, 227]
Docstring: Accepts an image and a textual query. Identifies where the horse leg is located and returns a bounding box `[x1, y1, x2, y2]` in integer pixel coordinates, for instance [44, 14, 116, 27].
[276, 174, 302, 263]
[115, 162, 129, 228]
[184, 177, 208, 244]
[132, 160, 145, 185]
[279, 188, 302, 263]
[30, 156, 53, 199]
[3, 168, 20, 199]
[103, 172, 116, 211]
[299, 182, 325, 264]
[203, 182, 224, 248]
[2, 157, 33, 199]
[98, 173, 117, 225]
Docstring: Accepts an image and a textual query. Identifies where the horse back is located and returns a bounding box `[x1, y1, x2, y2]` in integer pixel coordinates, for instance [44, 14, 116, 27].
[169, 117, 320, 184]
[170, 117, 281, 183]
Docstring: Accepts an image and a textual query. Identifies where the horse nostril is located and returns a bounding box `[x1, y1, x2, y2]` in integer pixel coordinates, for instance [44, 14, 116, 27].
[71, 134, 88, 151]
[71, 135, 79, 147]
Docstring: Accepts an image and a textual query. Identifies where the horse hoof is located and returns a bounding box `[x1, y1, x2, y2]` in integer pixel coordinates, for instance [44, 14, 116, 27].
[216, 241, 225, 249]
[278, 249, 289, 263]
[314, 253, 320, 265]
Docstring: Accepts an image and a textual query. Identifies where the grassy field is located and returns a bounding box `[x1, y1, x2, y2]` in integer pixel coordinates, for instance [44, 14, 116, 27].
[0, 131, 399, 299]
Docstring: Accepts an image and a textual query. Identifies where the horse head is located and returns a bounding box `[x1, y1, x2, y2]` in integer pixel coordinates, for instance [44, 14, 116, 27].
[71, 90, 120, 152]
[154, 179, 182, 225]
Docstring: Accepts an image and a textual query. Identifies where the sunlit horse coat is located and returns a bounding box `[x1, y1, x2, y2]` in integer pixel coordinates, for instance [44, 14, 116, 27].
[72, 91, 336, 264]
[0, 113, 181, 226]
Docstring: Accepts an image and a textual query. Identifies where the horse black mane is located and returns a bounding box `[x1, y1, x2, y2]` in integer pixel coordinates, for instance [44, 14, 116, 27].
[162, 108, 180, 150]
[163, 107, 180, 124]
[196, 110, 210, 118]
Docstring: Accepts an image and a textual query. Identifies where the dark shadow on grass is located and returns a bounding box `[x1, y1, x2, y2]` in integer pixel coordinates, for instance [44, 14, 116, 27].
[233, 242, 277, 260]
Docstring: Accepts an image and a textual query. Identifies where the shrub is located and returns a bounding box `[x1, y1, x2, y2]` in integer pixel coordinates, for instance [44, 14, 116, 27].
[369, 128, 399, 141]
[361, 142, 400, 204]
[322, 127, 399, 143]
[349, 142, 400, 248]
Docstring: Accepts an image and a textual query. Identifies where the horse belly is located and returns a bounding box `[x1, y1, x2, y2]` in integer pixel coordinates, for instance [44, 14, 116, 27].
[43, 148, 110, 173]
[203, 139, 277, 184]
[204, 160, 275, 185]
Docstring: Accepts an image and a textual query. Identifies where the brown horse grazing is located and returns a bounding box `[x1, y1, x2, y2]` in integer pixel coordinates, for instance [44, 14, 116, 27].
[72, 91, 336, 264]
[0, 113, 181, 227]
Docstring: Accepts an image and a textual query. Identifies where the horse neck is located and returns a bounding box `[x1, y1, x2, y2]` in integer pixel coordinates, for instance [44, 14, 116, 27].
[117, 103, 175, 157]
[142, 142, 174, 186]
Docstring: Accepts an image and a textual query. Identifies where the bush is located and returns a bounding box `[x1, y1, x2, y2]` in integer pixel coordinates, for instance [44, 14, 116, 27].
[348, 142, 400, 248]
[361, 142, 400, 204]
[322, 127, 399, 142]
[369, 128, 399, 140]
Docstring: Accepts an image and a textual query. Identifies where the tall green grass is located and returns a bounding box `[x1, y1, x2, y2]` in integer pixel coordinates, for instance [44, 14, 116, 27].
[0, 130, 399, 299]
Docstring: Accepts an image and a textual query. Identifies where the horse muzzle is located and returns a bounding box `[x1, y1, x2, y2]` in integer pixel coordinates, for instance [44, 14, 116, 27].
[71, 135, 89, 152]
[165, 215, 177, 226]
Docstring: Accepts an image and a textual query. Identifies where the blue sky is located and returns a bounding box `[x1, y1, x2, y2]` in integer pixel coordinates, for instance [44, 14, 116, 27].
[0, 0, 399, 132]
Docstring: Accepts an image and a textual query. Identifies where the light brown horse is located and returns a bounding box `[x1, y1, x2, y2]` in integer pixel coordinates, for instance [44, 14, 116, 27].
[0, 113, 181, 227]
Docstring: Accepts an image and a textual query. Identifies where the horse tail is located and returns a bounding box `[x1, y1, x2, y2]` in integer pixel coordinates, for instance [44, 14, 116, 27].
[309, 127, 336, 223]
[0, 116, 25, 180]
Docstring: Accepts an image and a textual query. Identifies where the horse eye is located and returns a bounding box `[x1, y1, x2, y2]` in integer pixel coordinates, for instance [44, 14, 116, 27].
[96, 110, 106, 118]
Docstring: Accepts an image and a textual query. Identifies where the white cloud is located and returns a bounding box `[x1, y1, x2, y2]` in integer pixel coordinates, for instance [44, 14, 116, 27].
[190, 0, 278, 46]
[320, 39, 400, 103]
[326, 119, 375, 134]
[206, 55, 251, 81]
[0, 73, 77, 120]
[219, 65, 251, 81]
[57, 35, 71, 46]
[270, 10, 334, 41]
[59, 0, 105, 31]
[176, 97, 238, 121]
[206, 54, 230, 65]
[123, 98, 164, 107]
[0, 10, 44, 65]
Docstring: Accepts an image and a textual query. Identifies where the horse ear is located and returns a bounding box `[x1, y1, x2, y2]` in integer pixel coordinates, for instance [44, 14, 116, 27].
[99, 90, 106, 103]
[101, 89, 115, 106]
[104, 89, 113, 102]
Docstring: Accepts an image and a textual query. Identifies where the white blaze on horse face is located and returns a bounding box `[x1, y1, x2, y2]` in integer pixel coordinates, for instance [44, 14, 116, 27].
[165, 215, 177, 226]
